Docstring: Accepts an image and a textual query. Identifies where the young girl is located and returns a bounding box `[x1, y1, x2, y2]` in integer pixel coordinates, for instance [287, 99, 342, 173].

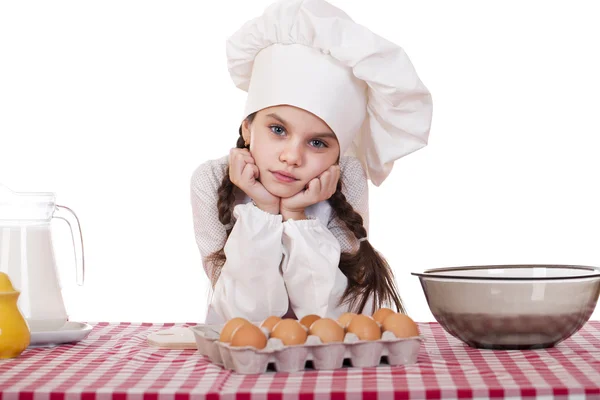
[191, 0, 433, 325]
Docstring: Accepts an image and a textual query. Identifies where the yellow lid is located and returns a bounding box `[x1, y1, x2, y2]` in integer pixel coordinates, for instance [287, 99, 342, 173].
[0, 272, 18, 293]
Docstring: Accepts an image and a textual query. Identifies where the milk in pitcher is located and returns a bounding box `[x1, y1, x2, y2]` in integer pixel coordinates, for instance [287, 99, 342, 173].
[0, 224, 68, 331]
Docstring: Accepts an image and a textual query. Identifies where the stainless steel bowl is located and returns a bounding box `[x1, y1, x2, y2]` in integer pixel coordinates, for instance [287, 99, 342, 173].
[412, 264, 600, 349]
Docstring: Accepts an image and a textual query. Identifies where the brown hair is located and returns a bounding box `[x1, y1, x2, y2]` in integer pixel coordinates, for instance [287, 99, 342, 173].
[205, 113, 405, 314]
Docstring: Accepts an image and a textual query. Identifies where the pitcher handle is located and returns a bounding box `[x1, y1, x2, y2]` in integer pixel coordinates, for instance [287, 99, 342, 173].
[54, 205, 85, 286]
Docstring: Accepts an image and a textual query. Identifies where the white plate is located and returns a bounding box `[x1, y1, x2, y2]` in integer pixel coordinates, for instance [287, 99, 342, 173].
[28, 321, 93, 347]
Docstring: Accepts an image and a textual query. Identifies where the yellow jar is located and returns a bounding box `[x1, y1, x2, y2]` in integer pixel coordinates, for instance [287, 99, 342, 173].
[0, 272, 31, 358]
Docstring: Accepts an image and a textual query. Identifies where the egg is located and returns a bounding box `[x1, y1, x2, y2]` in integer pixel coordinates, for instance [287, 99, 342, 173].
[299, 314, 321, 329]
[347, 314, 381, 341]
[270, 319, 308, 346]
[382, 313, 419, 338]
[230, 323, 268, 349]
[308, 318, 345, 343]
[219, 317, 251, 343]
[372, 307, 395, 324]
[260, 316, 282, 332]
[337, 312, 356, 329]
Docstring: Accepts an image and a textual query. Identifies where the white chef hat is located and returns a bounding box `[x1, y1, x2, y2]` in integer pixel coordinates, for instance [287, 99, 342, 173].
[226, 0, 433, 186]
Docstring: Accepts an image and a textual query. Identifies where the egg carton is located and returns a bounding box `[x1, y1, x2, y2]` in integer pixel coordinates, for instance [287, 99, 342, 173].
[190, 323, 423, 374]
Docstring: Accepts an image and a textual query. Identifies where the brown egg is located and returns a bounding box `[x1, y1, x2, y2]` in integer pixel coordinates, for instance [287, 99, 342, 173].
[260, 316, 282, 332]
[372, 308, 395, 324]
[382, 313, 420, 338]
[309, 318, 345, 343]
[299, 314, 321, 329]
[337, 312, 357, 329]
[219, 317, 251, 343]
[230, 323, 268, 349]
[270, 319, 308, 346]
[347, 314, 381, 341]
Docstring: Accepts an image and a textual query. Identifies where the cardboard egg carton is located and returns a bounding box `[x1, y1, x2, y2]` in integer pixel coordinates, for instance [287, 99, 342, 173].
[190, 323, 423, 374]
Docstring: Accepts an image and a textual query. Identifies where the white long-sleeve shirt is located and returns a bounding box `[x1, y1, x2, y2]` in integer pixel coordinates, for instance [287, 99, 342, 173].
[190, 155, 373, 324]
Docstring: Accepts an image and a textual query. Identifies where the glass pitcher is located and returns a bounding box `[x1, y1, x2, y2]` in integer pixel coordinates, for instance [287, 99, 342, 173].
[0, 183, 84, 332]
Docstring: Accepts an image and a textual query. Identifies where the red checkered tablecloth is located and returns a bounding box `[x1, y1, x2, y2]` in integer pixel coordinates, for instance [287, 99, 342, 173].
[1, 321, 599, 400]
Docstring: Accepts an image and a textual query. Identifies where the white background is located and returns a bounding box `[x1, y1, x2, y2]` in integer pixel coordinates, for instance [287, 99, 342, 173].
[1, 0, 599, 324]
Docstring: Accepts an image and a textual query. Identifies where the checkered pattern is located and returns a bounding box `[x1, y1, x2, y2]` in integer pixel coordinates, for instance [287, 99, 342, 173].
[1, 321, 599, 399]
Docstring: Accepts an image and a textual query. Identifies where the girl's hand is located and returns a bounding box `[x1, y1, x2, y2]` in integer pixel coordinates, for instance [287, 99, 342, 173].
[280, 164, 340, 218]
[229, 148, 280, 214]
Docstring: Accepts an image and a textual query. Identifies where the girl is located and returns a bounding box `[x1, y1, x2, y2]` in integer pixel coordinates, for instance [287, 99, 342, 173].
[191, 0, 433, 325]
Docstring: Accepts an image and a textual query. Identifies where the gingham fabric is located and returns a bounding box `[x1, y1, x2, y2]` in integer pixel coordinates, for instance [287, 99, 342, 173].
[1, 321, 599, 400]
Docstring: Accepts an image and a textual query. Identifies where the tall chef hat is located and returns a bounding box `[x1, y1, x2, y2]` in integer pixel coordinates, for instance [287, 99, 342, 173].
[226, 0, 433, 186]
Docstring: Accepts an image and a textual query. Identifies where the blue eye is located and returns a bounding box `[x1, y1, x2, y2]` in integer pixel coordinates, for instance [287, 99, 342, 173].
[310, 139, 327, 148]
[270, 125, 286, 136]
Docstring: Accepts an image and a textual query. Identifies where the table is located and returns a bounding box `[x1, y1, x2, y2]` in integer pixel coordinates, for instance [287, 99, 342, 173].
[1, 321, 599, 399]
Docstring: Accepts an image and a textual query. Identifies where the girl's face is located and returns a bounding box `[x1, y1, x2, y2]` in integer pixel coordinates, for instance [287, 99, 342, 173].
[242, 105, 340, 198]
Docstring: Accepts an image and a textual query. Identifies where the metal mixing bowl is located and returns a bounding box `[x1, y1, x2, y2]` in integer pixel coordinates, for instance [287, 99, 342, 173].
[412, 264, 600, 349]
